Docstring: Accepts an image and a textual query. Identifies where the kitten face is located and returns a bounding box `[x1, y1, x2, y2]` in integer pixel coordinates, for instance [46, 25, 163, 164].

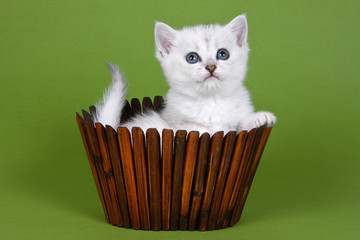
[155, 15, 249, 97]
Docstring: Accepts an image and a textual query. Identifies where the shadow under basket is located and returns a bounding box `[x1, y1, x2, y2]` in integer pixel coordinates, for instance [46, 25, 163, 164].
[76, 96, 273, 231]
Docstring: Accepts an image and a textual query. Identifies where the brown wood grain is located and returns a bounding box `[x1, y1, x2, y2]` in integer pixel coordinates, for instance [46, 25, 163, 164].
[231, 127, 272, 225]
[95, 123, 123, 226]
[161, 129, 174, 230]
[82, 110, 93, 123]
[117, 127, 141, 229]
[229, 126, 270, 226]
[76, 114, 109, 223]
[85, 121, 115, 224]
[132, 127, 151, 230]
[89, 106, 96, 117]
[153, 96, 165, 111]
[142, 97, 154, 113]
[170, 130, 187, 230]
[207, 131, 237, 230]
[188, 133, 210, 230]
[228, 127, 263, 226]
[216, 131, 247, 228]
[146, 128, 162, 230]
[222, 129, 256, 228]
[131, 98, 142, 114]
[120, 100, 133, 124]
[179, 131, 200, 230]
[105, 125, 131, 228]
[247, 127, 272, 187]
[198, 131, 224, 231]
[77, 100, 274, 231]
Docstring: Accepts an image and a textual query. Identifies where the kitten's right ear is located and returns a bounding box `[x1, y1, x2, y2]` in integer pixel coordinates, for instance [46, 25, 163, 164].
[226, 15, 248, 47]
[155, 22, 177, 55]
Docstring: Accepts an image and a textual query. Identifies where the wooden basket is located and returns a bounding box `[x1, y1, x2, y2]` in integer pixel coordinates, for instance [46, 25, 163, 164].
[76, 96, 272, 231]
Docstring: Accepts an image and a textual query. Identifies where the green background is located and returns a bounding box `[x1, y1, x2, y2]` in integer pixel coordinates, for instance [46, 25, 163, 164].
[1, 0, 359, 239]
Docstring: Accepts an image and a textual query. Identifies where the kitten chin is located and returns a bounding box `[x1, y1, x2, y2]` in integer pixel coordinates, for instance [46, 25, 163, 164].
[94, 15, 276, 135]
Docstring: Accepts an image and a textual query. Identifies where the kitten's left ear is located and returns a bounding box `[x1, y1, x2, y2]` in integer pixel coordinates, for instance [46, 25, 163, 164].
[226, 15, 248, 47]
[155, 22, 177, 55]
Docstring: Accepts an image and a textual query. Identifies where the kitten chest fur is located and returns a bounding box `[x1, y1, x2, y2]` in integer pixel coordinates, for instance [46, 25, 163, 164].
[162, 86, 254, 133]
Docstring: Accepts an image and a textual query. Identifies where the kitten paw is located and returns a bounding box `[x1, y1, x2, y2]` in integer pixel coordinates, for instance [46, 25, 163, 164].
[245, 111, 276, 130]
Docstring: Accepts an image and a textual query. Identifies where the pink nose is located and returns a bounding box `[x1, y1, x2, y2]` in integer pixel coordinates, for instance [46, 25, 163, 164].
[205, 65, 216, 74]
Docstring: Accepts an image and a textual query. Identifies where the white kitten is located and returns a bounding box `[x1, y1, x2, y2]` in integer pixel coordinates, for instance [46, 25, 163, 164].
[94, 15, 276, 135]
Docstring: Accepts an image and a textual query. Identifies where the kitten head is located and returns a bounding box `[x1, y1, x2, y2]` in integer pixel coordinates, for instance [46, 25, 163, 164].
[155, 15, 249, 97]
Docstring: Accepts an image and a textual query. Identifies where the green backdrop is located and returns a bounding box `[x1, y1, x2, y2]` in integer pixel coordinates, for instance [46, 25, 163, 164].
[1, 0, 359, 239]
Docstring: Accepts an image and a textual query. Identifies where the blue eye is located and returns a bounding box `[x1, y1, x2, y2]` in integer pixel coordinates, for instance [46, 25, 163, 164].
[217, 49, 229, 60]
[186, 52, 200, 64]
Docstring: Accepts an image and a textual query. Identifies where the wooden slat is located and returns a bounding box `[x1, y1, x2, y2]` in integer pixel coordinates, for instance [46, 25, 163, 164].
[188, 133, 210, 230]
[216, 131, 248, 228]
[230, 127, 272, 226]
[162, 129, 174, 230]
[229, 127, 267, 226]
[76, 114, 109, 222]
[170, 130, 187, 230]
[142, 97, 154, 113]
[207, 131, 237, 230]
[82, 110, 93, 123]
[132, 127, 150, 230]
[95, 123, 123, 226]
[120, 100, 133, 124]
[89, 106, 96, 117]
[131, 98, 142, 114]
[85, 121, 115, 223]
[228, 127, 263, 226]
[117, 127, 141, 229]
[153, 96, 165, 112]
[222, 129, 256, 228]
[105, 125, 131, 228]
[198, 131, 224, 231]
[146, 128, 162, 230]
[179, 131, 200, 230]
[247, 127, 272, 185]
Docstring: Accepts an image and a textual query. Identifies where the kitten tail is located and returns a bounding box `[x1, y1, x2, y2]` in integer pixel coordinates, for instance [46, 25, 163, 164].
[93, 63, 127, 129]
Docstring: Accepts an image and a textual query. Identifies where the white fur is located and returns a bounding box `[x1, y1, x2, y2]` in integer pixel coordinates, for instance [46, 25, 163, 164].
[93, 63, 127, 129]
[94, 15, 276, 135]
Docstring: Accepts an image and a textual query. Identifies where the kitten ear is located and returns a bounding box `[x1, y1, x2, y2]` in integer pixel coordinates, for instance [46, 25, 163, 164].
[226, 15, 248, 47]
[155, 22, 177, 55]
